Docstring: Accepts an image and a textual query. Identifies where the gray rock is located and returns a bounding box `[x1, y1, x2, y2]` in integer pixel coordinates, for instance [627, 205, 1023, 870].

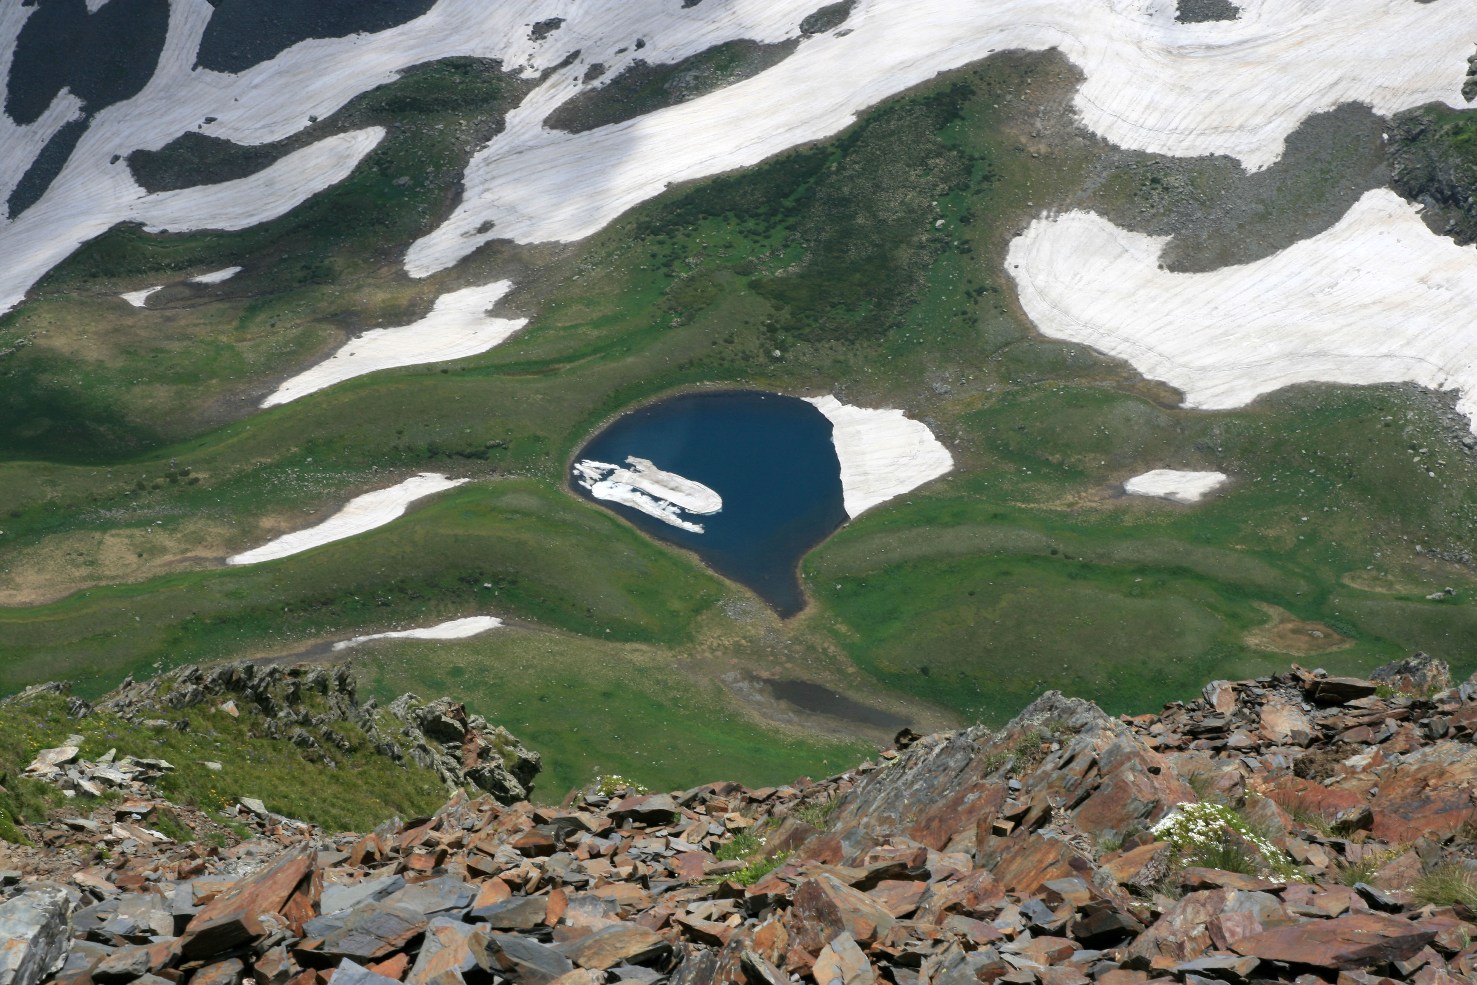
[0, 885, 72, 985]
[330, 959, 406, 985]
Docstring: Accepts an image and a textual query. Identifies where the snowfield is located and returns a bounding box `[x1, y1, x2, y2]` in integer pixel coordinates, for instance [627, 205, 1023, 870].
[1008, 189, 1477, 431]
[227, 473, 467, 565]
[332, 616, 503, 651]
[1124, 470, 1229, 504]
[187, 266, 243, 285]
[3, 0, 1473, 312]
[262, 281, 527, 408]
[806, 396, 954, 517]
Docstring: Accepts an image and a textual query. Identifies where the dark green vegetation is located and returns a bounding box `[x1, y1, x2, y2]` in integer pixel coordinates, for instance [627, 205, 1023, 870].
[0, 688, 446, 842]
[1390, 103, 1477, 246]
[0, 52, 1474, 792]
[544, 39, 798, 133]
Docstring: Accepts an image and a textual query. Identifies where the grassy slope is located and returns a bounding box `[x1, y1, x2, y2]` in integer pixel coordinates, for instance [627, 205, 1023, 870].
[0, 53, 1472, 789]
[0, 689, 447, 842]
[359, 624, 870, 798]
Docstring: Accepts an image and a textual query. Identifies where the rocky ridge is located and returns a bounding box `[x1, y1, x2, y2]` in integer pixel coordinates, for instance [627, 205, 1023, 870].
[85, 662, 540, 805]
[4, 656, 1477, 985]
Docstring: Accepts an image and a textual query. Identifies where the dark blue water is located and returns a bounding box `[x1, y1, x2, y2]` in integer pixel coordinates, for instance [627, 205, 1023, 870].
[572, 391, 847, 617]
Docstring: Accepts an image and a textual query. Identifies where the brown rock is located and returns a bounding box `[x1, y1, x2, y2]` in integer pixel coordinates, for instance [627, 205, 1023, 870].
[1231, 913, 1438, 969]
[1102, 842, 1173, 892]
[813, 933, 875, 985]
[181, 848, 319, 959]
[556, 925, 670, 970]
[1307, 677, 1378, 706]
[789, 875, 896, 956]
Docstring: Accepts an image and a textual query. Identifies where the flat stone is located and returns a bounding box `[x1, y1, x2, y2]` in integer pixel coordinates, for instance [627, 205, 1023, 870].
[25, 746, 80, 773]
[329, 959, 405, 985]
[472, 930, 575, 984]
[181, 847, 318, 959]
[472, 896, 549, 931]
[191, 958, 245, 985]
[1231, 912, 1437, 969]
[556, 925, 670, 970]
[320, 904, 429, 961]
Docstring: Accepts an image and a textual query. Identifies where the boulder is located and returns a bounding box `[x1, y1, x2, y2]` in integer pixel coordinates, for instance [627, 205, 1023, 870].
[0, 886, 72, 985]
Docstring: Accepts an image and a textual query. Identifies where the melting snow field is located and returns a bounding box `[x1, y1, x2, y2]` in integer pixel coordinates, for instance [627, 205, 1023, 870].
[119, 285, 162, 308]
[805, 396, 954, 517]
[227, 473, 467, 565]
[331, 616, 502, 651]
[1124, 470, 1229, 504]
[573, 457, 722, 533]
[2, 0, 1474, 314]
[262, 281, 527, 408]
[188, 266, 243, 285]
[1008, 190, 1477, 430]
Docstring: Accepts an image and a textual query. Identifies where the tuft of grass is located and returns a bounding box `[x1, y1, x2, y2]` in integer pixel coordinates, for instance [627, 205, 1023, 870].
[793, 795, 841, 830]
[714, 830, 764, 862]
[733, 850, 791, 886]
[1414, 865, 1477, 909]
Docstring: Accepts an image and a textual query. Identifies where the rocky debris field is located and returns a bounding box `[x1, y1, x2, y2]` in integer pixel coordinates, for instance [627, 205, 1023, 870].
[4, 655, 1477, 985]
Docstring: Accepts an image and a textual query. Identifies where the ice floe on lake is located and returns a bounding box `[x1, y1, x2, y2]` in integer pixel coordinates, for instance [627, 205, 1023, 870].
[1008, 189, 1477, 432]
[227, 472, 467, 565]
[262, 281, 526, 408]
[1124, 470, 1229, 504]
[805, 395, 953, 517]
[331, 615, 502, 651]
[573, 456, 722, 534]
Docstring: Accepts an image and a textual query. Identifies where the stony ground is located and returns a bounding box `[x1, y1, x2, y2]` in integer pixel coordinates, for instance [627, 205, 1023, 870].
[4, 655, 1477, 985]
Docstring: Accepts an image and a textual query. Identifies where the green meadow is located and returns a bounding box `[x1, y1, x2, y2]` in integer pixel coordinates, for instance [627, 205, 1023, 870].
[0, 52, 1473, 795]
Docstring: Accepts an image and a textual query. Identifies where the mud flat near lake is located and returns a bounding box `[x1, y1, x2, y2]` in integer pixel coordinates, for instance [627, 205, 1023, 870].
[228, 472, 466, 565]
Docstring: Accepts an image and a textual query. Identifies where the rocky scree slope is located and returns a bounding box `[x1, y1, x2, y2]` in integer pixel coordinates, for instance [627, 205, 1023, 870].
[4, 657, 1477, 985]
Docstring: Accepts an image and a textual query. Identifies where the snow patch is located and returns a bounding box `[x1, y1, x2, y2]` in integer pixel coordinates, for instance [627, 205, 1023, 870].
[188, 266, 243, 285]
[262, 281, 526, 408]
[805, 395, 953, 517]
[228, 473, 467, 565]
[1124, 470, 1228, 504]
[1007, 189, 1477, 432]
[1, 0, 1471, 313]
[331, 615, 502, 651]
[573, 456, 722, 533]
[406, 0, 1477, 274]
[120, 286, 162, 308]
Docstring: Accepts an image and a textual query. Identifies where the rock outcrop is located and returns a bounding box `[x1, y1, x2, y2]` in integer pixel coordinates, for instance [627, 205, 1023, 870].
[89, 662, 540, 803]
[6, 657, 1477, 985]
